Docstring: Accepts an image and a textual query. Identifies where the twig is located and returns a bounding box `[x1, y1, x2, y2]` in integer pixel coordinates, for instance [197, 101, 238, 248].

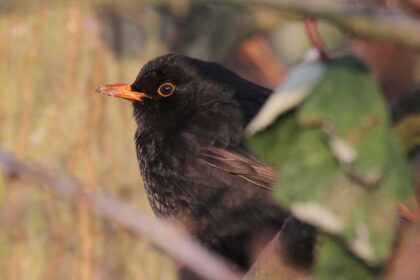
[0, 151, 243, 280]
[386, 222, 420, 279]
[244, 233, 312, 280]
[204, 0, 420, 50]
[304, 18, 329, 60]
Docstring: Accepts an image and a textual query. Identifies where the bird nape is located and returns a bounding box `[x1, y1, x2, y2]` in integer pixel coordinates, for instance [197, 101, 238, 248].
[96, 54, 314, 279]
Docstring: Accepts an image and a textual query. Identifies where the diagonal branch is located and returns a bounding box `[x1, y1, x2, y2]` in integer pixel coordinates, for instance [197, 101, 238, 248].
[244, 233, 312, 280]
[0, 151, 242, 280]
[204, 0, 420, 50]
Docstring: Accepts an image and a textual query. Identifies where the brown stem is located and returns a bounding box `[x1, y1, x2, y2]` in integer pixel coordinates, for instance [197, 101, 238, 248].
[304, 18, 329, 60]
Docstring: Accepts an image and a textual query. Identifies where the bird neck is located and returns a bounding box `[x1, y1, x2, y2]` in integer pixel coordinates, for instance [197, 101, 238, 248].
[133, 105, 194, 216]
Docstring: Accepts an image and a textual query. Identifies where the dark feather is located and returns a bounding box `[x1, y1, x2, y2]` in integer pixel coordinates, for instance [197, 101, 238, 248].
[199, 147, 275, 190]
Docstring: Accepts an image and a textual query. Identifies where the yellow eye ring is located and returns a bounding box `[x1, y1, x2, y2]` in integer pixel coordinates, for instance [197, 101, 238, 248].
[157, 82, 176, 97]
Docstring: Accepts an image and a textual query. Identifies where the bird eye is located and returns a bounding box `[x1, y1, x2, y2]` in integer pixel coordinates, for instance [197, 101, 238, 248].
[157, 82, 175, 97]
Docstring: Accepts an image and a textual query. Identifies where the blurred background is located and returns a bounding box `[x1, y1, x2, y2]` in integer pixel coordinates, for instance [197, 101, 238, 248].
[0, 0, 419, 279]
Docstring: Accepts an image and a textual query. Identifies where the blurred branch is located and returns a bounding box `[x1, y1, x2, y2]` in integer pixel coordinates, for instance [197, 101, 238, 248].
[0, 151, 242, 280]
[205, 0, 420, 50]
[244, 233, 312, 280]
[304, 18, 329, 60]
[386, 222, 420, 279]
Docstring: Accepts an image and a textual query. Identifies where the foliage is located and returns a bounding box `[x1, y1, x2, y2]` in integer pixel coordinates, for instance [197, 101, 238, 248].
[248, 55, 412, 278]
[1, 0, 419, 279]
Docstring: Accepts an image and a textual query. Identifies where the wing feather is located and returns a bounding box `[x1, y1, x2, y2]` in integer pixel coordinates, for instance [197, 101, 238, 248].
[199, 147, 276, 191]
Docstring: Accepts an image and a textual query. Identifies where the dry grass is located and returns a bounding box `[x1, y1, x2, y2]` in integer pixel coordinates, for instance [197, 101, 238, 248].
[0, 1, 177, 279]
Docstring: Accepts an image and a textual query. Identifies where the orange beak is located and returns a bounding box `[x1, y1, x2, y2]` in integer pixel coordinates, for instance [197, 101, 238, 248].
[95, 84, 150, 102]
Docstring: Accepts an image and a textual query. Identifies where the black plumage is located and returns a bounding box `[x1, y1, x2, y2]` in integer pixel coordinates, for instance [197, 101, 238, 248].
[97, 54, 312, 276]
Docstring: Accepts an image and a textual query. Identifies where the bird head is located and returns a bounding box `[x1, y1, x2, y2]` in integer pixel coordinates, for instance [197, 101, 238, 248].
[96, 54, 272, 134]
[97, 54, 244, 114]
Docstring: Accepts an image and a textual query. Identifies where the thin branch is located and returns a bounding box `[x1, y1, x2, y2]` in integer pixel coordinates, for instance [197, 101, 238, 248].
[204, 0, 420, 50]
[244, 233, 312, 280]
[0, 151, 243, 280]
[304, 18, 329, 60]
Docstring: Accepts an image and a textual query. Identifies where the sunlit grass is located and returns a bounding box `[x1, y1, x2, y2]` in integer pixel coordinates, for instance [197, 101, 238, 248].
[0, 1, 176, 279]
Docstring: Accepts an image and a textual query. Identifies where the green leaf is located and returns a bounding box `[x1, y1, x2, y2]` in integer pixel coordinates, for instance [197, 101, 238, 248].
[248, 55, 412, 266]
[315, 234, 378, 280]
[246, 55, 326, 135]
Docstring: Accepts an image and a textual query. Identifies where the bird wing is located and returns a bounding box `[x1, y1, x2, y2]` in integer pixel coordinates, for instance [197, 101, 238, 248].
[174, 101, 277, 191]
[199, 147, 276, 191]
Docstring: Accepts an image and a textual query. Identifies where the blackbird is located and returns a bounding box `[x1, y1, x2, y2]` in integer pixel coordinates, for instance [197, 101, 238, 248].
[97, 54, 312, 277]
